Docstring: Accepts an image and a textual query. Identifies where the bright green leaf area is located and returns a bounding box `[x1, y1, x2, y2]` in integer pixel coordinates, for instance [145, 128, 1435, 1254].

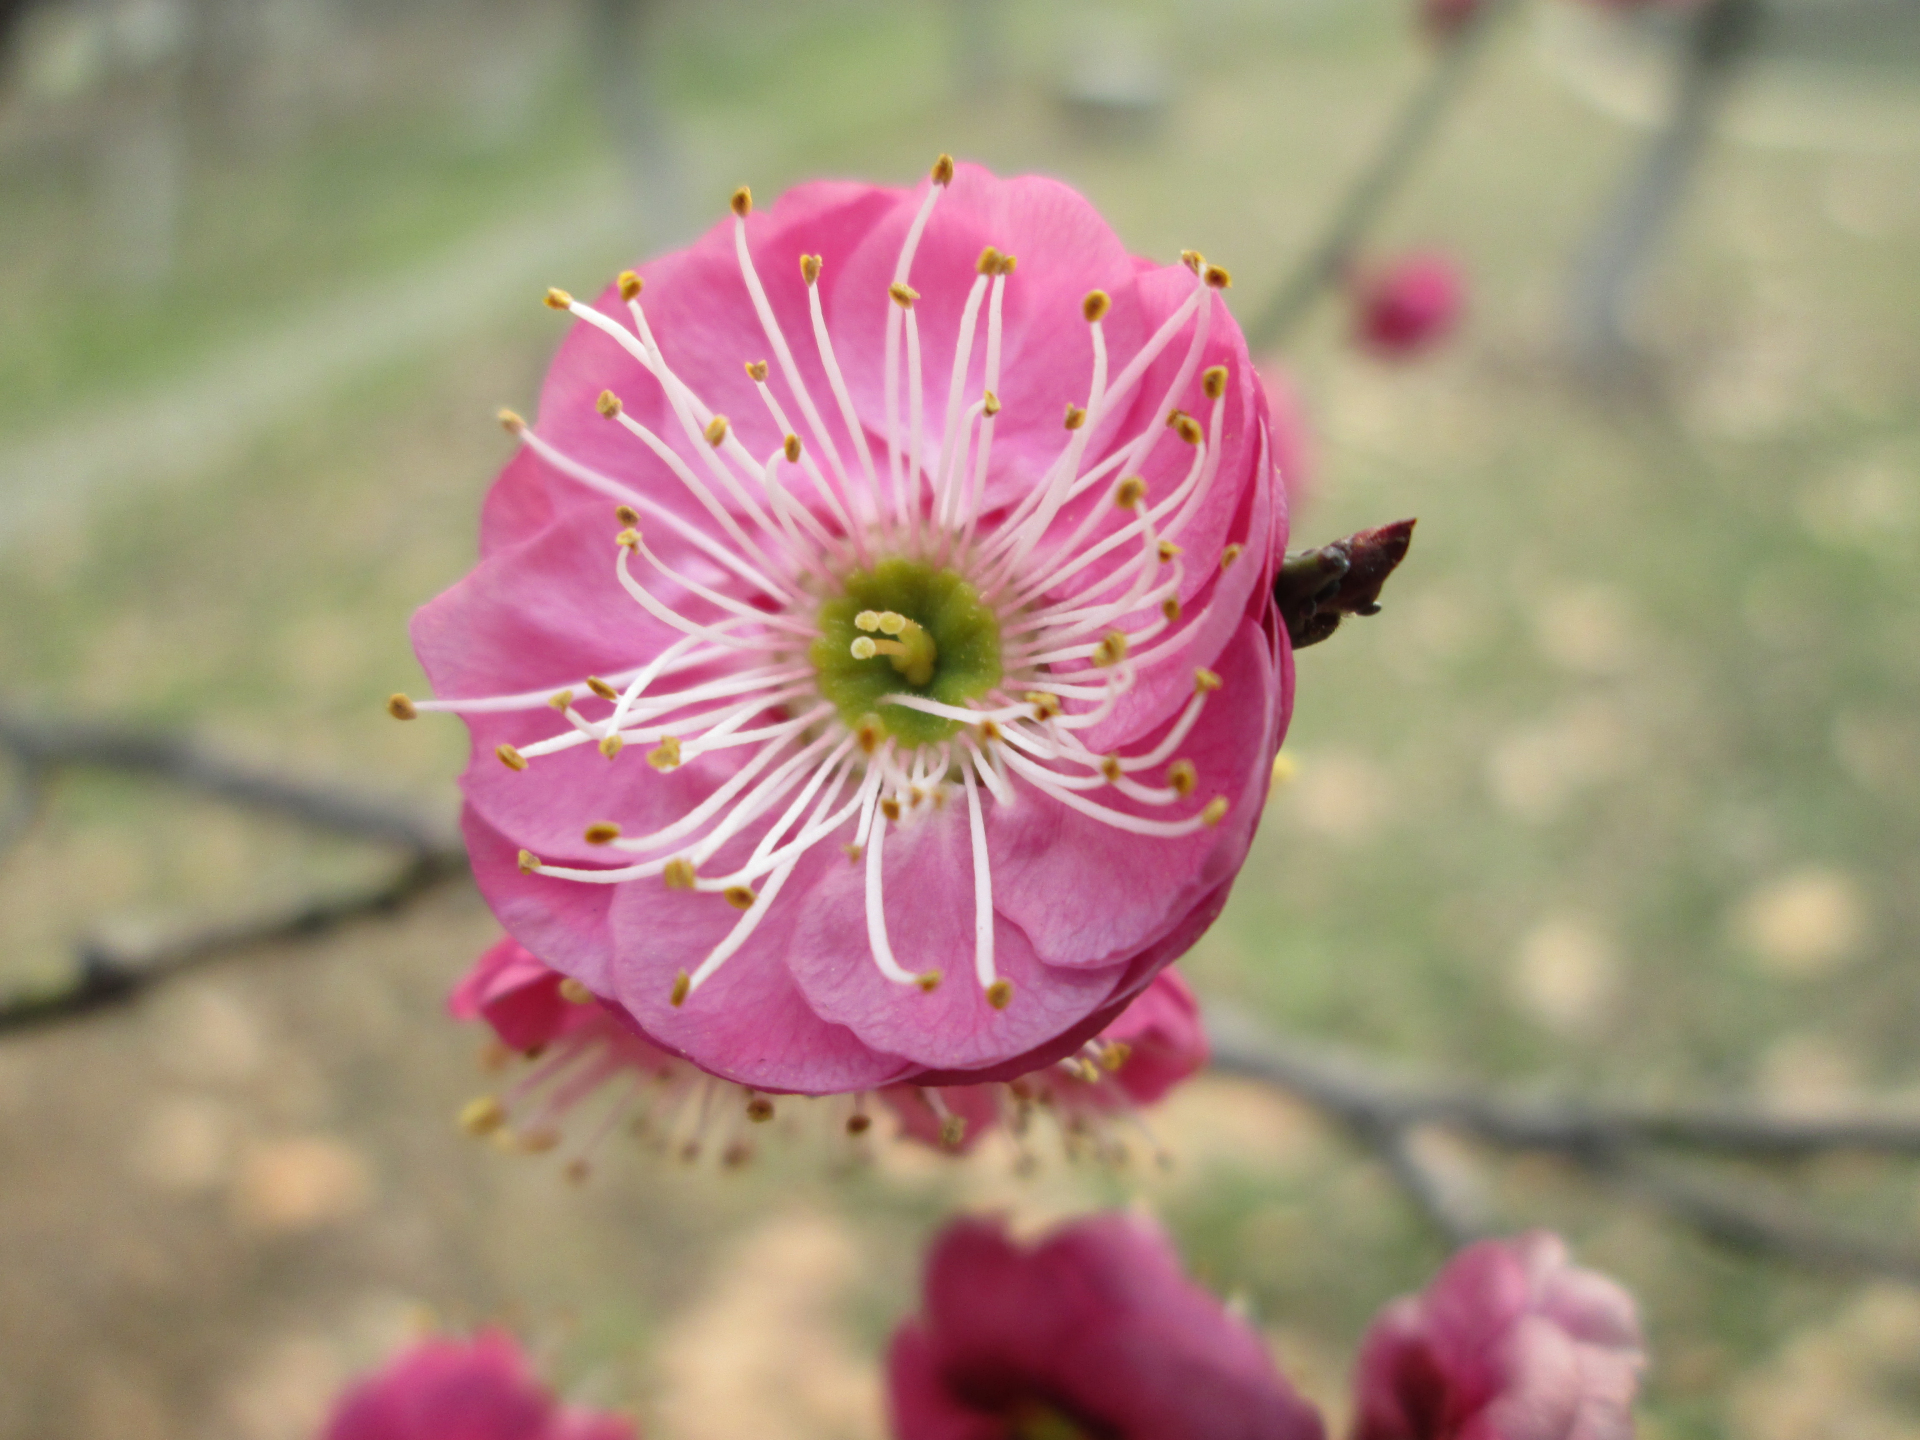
[810, 558, 1002, 746]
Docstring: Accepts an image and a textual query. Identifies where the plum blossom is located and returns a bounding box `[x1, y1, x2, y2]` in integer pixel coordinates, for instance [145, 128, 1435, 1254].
[321, 1331, 633, 1440]
[880, 964, 1208, 1161]
[1351, 254, 1464, 357]
[400, 158, 1291, 1096]
[1351, 1232, 1645, 1440]
[453, 936, 1208, 1170]
[888, 1211, 1325, 1440]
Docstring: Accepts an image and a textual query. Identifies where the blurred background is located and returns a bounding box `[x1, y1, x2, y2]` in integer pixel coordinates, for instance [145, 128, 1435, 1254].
[1, 0, 1918, 1436]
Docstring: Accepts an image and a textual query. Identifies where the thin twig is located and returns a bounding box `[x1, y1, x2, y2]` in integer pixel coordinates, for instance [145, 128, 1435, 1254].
[0, 706, 453, 852]
[1244, 0, 1523, 352]
[1208, 1007, 1920, 1277]
[0, 847, 468, 1033]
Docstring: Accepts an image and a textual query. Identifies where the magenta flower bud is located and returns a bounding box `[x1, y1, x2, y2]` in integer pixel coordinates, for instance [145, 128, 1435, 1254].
[1351, 253, 1465, 357]
[1352, 1232, 1645, 1440]
[409, 161, 1293, 1097]
[321, 1331, 634, 1440]
[889, 1212, 1326, 1440]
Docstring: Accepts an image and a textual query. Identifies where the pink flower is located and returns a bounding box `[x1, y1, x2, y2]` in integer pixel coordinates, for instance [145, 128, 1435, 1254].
[1351, 1232, 1645, 1440]
[1352, 254, 1464, 357]
[1420, 0, 1483, 37]
[881, 965, 1208, 1158]
[403, 158, 1291, 1096]
[889, 1212, 1325, 1440]
[321, 1331, 633, 1440]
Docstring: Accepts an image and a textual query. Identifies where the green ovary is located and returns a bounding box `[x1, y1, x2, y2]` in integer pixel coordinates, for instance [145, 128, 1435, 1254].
[810, 558, 1003, 746]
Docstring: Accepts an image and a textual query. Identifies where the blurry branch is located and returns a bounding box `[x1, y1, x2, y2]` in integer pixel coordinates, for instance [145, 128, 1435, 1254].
[1244, 0, 1523, 352]
[1208, 1007, 1920, 1278]
[0, 707, 454, 852]
[1567, 0, 1764, 370]
[0, 703, 467, 1031]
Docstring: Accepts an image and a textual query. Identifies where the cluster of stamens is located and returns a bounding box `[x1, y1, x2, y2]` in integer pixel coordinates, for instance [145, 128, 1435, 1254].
[395, 155, 1249, 1018]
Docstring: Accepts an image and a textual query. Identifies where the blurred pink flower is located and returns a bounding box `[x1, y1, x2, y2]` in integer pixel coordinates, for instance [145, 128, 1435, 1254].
[889, 1212, 1325, 1440]
[881, 965, 1208, 1158]
[1420, 0, 1483, 38]
[321, 1331, 633, 1440]
[1352, 254, 1464, 357]
[405, 158, 1292, 1097]
[1351, 1232, 1645, 1440]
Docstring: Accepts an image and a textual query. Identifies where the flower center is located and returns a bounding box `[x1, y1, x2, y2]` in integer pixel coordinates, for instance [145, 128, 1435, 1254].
[809, 556, 1002, 746]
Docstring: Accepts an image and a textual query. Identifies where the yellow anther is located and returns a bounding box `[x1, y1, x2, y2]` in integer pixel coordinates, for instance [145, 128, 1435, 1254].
[1204, 264, 1232, 289]
[1158, 540, 1182, 563]
[1026, 691, 1062, 720]
[880, 797, 902, 822]
[1166, 408, 1185, 429]
[983, 391, 1002, 416]
[1100, 755, 1123, 783]
[617, 270, 643, 301]
[584, 822, 621, 845]
[1202, 364, 1229, 400]
[663, 858, 696, 890]
[1194, 668, 1222, 694]
[1201, 797, 1229, 827]
[745, 359, 769, 382]
[1082, 290, 1111, 323]
[855, 610, 883, 632]
[596, 391, 621, 422]
[889, 281, 919, 309]
[918, 971, 944, 994]
[615, 504, 640, 527]
[544, 287, 573, 310]
[458, 1096, 506, 1137]
[703, 415, 729, 447]
[559, 977, 594, 1005]
[563, 1158, 591, 1185]
[784, 433, 801, 462]
[1102, 1040, 1132, 1071]
[931, 152, 955, 185]
[497, 408, 525, 434]
[1162, 596, 1181, 623]
[909, 786, 927, 809]
[746, 1094, 776, 1122]
[846, 1112, 872, 1135]
[978, 718, 1003, 743]
[587, 675, 619, 701]
[670, 970, 691, 1007]
[801, 253, 823, 285]
[600, 733, 624, 760]
[996, 253, 1017, 275]
[1221, 542, 1243, 570]
[730, 186, 752, 217]
[1181, 250, 1204, 274]
[386, 693, 417, 721]
[648, 736, 682, 771]
[516, 848, 541, 874]
[497, 743, 528, 772]
[877, 611, 907, 636]
[1168, 759, 1197, 797]
[549, 689, 574, 710]
[986, 979, 1014, 1010]
[1271, 753, 1297, 790]
[976, 245, 1002, 275]
[517, 1128, 561, 1154]
[842, 843, 863, 864]
[1173, 413, 1204, 446]
[851, 637, 879, 660]
[1093, 631, 1129, 667]
[855, 716, 883, 754]
[939, 1112, 967, 1147]
[1114, 476, 1146, 509]
[616, 527, 641, 551]
[1064, 403, 1086, 430]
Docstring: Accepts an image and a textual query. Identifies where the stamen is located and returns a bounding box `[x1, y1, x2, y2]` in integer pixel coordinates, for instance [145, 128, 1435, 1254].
[387, 694, 417, 720]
